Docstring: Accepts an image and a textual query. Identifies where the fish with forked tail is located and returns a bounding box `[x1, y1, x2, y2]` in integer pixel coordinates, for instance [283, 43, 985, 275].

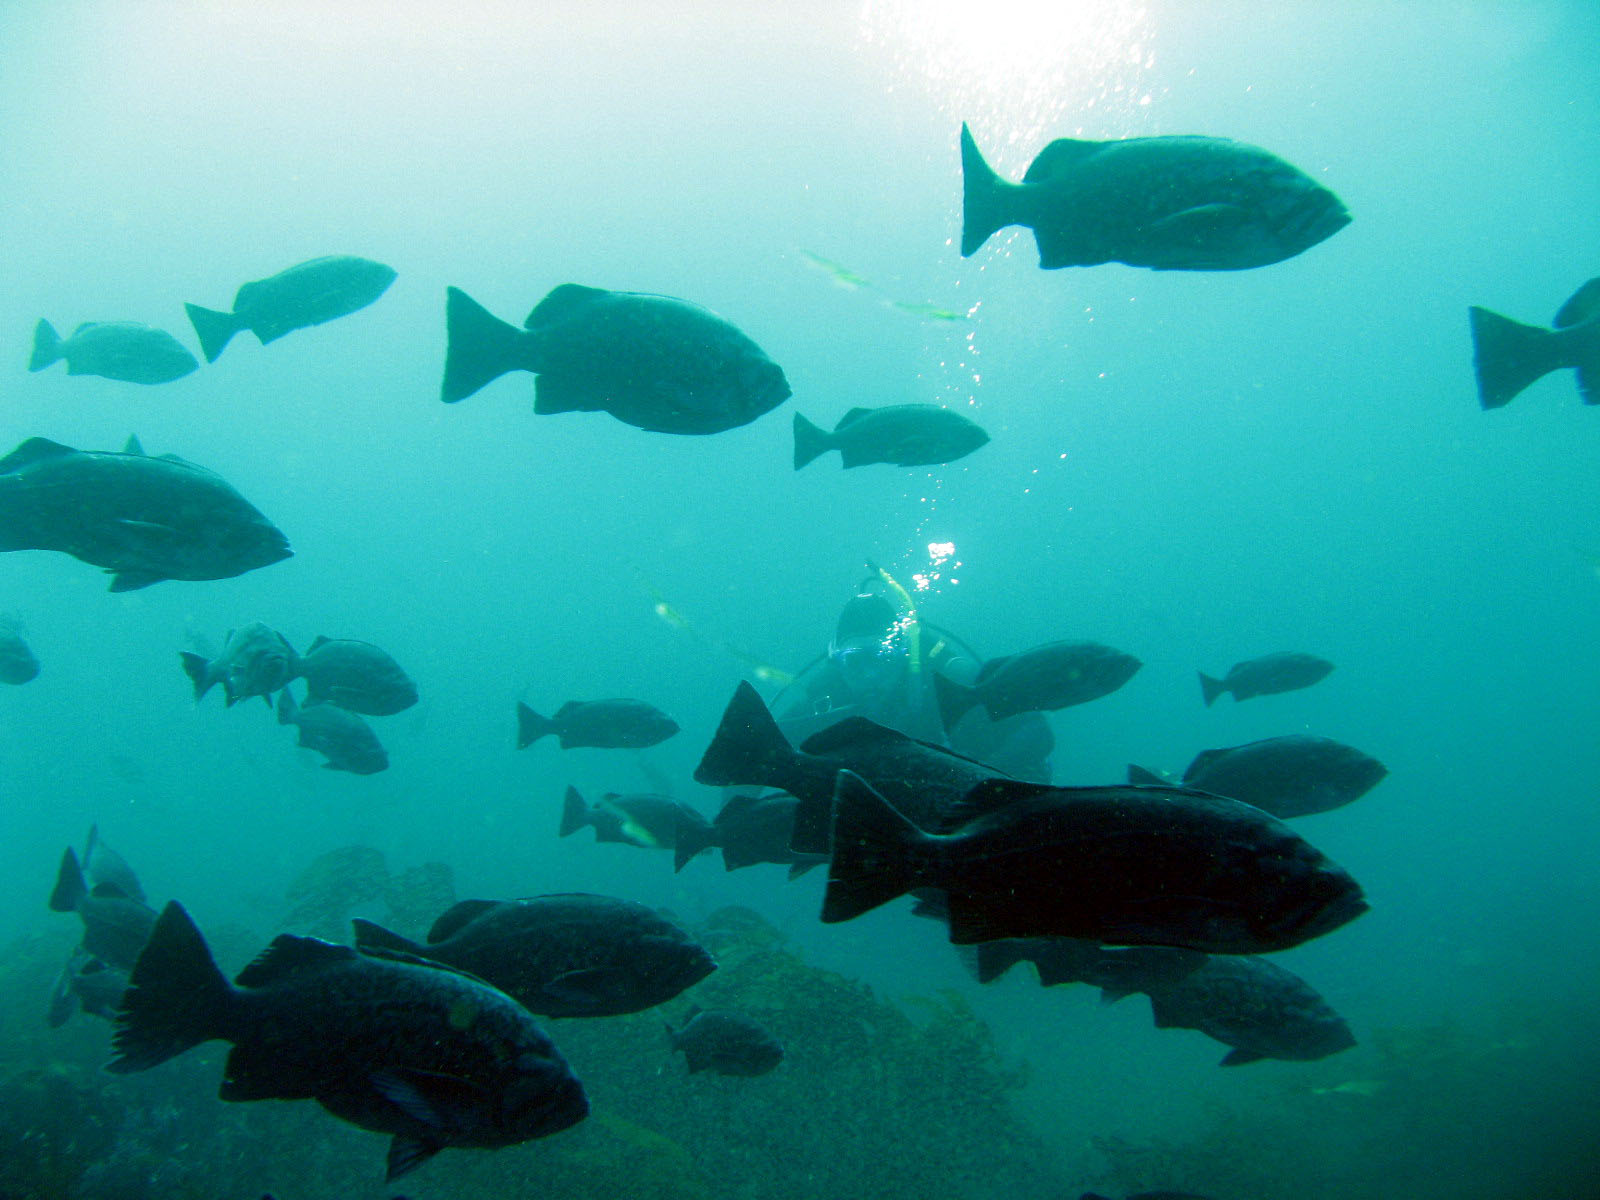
[1470, 278, 1600, 409]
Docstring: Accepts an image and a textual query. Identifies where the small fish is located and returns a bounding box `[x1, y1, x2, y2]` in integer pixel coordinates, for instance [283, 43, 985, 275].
[353, 893, 715, 1019]
[185, 255, 397, 362]
[0, 619, 39, 683]
[1130, 735, 1387, 820]
[110, 902, 588, 1181]
[1470, 278, 1600, 409]
[0, 436, 291, 590]
[441, 284, 791, 434]
[181, 622, 297, 706]
[559, 786, 712, 852]
[673, 791, 827, 876]
[49, 840, 157, 969]
[666, 1005, 784, 1076]
[277, 690, 389, 775]
[792, 405, 989, 470]
[823, 772, 1368, 953]
[1198, 651, 1334, 705]
[48, 948, 128, 1027]
[934, 640, 1142, 727]
[292, 636, 418, 716]
[516, 698, 679, 750]
[961, 122, 1349, 271]
[28, 320, 198, 384]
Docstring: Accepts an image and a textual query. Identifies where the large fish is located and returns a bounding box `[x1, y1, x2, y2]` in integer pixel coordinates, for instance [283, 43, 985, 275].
[440, 285, 791, 434]
[1198, 651, 1333, 706]
[933, 639, 1142, 727]
[28, 320, 198, 384]
[184, 255, 397, 362]
[559, 786, 712, 853]
[180, 622, 297, 706]
[353, 893, 715, 1019]
[1469, 278, 1600, 409]
[291, 636, 418, 715]
[961, 122, 1350, 271]
[109, 902, 588, 1181]
[824, 773, 1368, 953]
[1129, 735, 1387, 819]
[665, 1005, 784, 1076]
[516, 698, 679, 750]
[792, 405, 989, 469]
[277, 690, 389, 775]
[0, 436, 291, 590]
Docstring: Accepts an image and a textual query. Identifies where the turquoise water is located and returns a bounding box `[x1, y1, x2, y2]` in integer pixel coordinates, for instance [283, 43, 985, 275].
[1, 3, 1597, 1197]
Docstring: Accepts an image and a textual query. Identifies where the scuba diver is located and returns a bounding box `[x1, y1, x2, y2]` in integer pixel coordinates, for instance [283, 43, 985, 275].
[767, 565, 1054, 784]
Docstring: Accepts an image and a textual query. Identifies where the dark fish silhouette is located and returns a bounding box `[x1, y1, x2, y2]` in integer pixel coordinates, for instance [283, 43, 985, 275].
[824, 773, 1367, 953]
[185, 255, 397, 362]
[0, 436, 290, 590]
[1198, 651, 1333, 706]
[29, 320, 198, 384]
[353, 893, 715, 1019]
[441, 285, 790, 434]
[792, 405, 989, 469]
[292, 636, 418, 715]
[1129, 735, 1387, 819]
[49, 839, 157, 969]
[1130, 954, 1356, 1067]
[1470, 278, 1600, 409]
[109, 902, 588, 1181]
[694, 680, 1017, 856]
[961, 122, 1349, 271]
[0, 620, 39, 683]
[673, 791, 827, 876]
[666, 1005, 784, 1076]
[934, 640, 1142, 727]
[277, 690, 388, 775]
[181, 622, 296, 706]
[516, 698, 679, 750]
[559, 786, 711, 852]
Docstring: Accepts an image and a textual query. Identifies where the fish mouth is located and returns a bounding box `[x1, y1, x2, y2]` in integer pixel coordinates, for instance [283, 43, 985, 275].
[1283, 190, 1351, 248]
[1290, 880, 1368, 943]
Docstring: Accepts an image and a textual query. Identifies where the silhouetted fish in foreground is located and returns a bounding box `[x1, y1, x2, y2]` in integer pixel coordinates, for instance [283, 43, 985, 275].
[185, 255, 397, 362]
[1470, 278, 1600, 409]
[1198, 651, 1333, 706]
[29, 319, 198, 384]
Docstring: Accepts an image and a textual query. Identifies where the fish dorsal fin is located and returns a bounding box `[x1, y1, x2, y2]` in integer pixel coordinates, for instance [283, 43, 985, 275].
[1554, 278, 1600, 328]
[1023, 137, 1103, 184]
[835, 407, 874, 428]
[1183, 747, 1230, 779]
[234, 934, 357, 988]
[525, 283, 611, 330]
[307, 635, 331, 651]
[799, 716, 913, 756]
[940, 777, 1058, 827]
[0, 437, 76, 473]
[122, 434, 145, 456]
[426, 899, 500, 943]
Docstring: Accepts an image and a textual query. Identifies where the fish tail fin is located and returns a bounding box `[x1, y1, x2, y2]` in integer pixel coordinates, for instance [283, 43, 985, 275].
[516, 702, 554, 749]
[107, 901, 233, 1073]
[28, 320, 62, 371]
[692, 680, 798, 790]
[179, 652, 215, 701]
[932, 670, 981, 731]
[1579, 338, 1600, 406]
[960, 123, 1015, 257]
[49, 847, 87, 912]
[1470, 306, 1561, 410]
[351, 918, 424, 956]
[673, 811, 718, 873]
[1197, 671, 1228, 707]
[792, 412, 833, 469]
[183, 304, 242, 363]
[974, 939, 1028, 985]
[441, 287, 533, 403]
[275, 689, 297, 725]
[559, 786, 592, 838]
[821, 771, 926, 923]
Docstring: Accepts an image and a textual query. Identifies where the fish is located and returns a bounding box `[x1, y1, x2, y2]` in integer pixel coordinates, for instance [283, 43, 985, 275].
[28, 319, 198, 384]
[440, 284, 791, 434]
[1135, 954, 1357, 1067]
[1198, 651, 1334, 705]
[352, 893, 715, 1019]
[792, 405, 990, 470]
[180, 622, 297, 706]
[184, 255, 397, 362]
[823, 772, 1368, 953]
[673, 791, 828, 876]
[515, 698, 679, 750]
[933, 640, 1142, 728]
[974, 938, 1207, 995]
[559, 786, 713, 852]
[291, 636, 418, 715]
[277, 690, 389, 775]
[49, 837, 158, 970]
[665, 1005, 784, 1076]
[1129, 735, 1387, 820]
[1469, 278, 1600, 409]
[48, 947, 129, 1027]
[693, 680, 1018, 856]
[0, 436, 291, 590]
[109, 901, 588, 1181]
[0, 620, 39, 684]
[960, 122, 1350, 271]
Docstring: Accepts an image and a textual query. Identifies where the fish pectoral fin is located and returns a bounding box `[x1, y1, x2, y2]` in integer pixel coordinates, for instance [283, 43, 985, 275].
[543, 967, 633, 1009]
[387, 1135, 443, 1182]
[373, 1066, 487, 1130]
[1147, 203, 1253, 244]
[107, 569, 166, 592]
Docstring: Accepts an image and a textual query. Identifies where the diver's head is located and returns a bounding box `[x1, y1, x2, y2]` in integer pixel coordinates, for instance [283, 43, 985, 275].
[829, 590, 907, 701]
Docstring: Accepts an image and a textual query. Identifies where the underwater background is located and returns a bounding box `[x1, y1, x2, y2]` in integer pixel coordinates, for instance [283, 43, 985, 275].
[2, 2, 1597, 1197]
